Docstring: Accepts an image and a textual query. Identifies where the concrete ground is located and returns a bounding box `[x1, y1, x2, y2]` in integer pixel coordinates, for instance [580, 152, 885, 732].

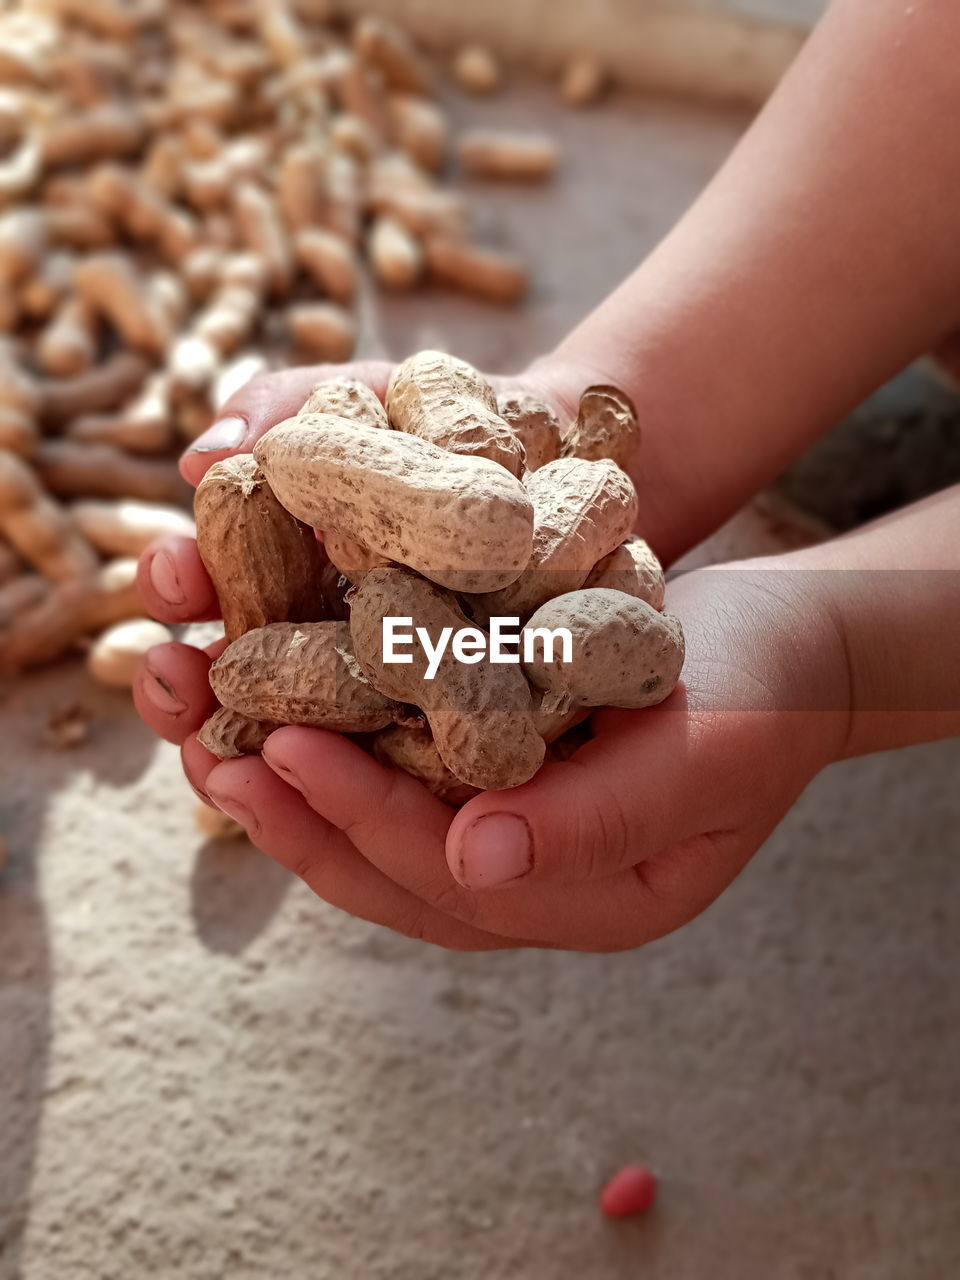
[2, 82, 959, 1280]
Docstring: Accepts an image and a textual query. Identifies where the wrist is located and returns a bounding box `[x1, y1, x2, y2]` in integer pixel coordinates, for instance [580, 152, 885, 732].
[671, 553, 854, 775]
[806, 560, 960, 761]
[774, 533, 960, 760]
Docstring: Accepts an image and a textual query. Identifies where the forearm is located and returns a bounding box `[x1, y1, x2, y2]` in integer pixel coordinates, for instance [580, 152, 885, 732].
[789, 485, 960, 757]
[541, 0, 960, 563]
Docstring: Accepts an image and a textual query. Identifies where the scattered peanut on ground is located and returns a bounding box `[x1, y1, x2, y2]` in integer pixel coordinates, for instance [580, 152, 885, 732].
[0, 2, 561, 694]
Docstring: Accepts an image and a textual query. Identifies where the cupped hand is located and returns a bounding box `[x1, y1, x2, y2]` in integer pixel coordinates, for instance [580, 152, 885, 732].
[135, 531, 852, 951]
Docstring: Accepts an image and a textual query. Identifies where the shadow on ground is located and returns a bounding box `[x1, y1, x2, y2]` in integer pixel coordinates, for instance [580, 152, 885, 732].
[0, 662, 158, 1274]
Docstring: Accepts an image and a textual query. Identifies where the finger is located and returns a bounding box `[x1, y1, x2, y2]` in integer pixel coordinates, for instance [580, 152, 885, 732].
[138, 535, 219, 625]
[263, 725, 456, 888]
[204, 756, 513, 951]
[261, 727, 684, 950]
[445, 695, 725, 890]
[181, 732, 221, 804]
[180, 361, 394, 486]
[132, 641, 217, 745]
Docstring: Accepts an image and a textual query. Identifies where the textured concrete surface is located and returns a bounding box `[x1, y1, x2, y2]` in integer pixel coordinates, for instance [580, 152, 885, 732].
[779, 362, 960, 531]
[2, 81, 959, 1280]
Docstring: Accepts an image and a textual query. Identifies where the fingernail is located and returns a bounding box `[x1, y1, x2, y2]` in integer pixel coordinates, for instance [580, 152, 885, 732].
[187, 415, 249, 454]
[456, 814, 533, 889]
[262, 738, 303, 788]
[188, 778, 212, 805]
[269, 757, 302, 788]
[141, 666, 186, 716]
[205, 790, 259, 837]
[148, 549, 185, 606]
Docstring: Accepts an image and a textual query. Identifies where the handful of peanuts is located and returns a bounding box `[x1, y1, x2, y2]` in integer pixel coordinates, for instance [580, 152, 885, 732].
[195, 350, 684, 802]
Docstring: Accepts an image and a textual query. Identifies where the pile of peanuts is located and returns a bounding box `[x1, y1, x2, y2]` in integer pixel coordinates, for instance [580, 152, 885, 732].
[0, 0, 569, 687]
[196, 351, 684, 801]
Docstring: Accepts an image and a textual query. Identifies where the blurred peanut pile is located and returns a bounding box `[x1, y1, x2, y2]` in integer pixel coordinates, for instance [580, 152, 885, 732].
[0, 0, 580, 688]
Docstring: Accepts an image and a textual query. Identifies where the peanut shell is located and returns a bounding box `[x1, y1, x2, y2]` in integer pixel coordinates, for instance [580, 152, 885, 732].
[373, 723, 480, 807]
[324, 529, 391, 584]
[522, 589, 684, 714]
[584, 534, 665, 611]
[195, 455, 328, 643]
[198, 707, 282, 759]
[210, 621, 402, 732]
[254, 414, 534, 593]
[299, 378, 388, 427]
[473, 457, 638, 623]
[497, 390, 562, 472]
[349, 567, 545, 790]
[386, 349, 524, 476]
[561, 384, 640, 471]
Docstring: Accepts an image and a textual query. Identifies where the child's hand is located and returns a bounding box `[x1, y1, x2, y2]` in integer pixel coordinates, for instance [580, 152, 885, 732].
[135, 538, 851, 952]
